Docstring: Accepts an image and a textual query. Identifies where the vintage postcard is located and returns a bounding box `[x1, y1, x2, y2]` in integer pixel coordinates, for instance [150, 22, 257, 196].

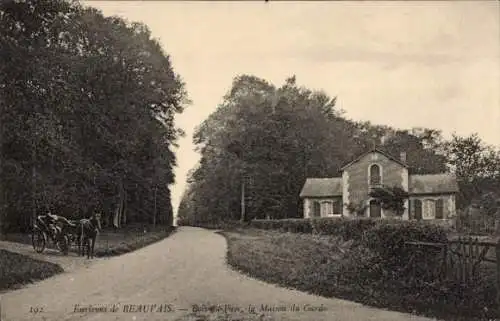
[0, 0, 499, 320]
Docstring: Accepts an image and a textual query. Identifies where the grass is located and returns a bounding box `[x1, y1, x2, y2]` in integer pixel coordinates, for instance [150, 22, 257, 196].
[220, 228, 362, 302]
[220, 228, 499, 321]
[0, 249, 64, 291]
[4, 224, 176, 258]
[91, 225, 176, 257]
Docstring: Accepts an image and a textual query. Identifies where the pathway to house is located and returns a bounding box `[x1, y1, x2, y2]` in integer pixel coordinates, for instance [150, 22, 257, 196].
[0, 227, 438, 321]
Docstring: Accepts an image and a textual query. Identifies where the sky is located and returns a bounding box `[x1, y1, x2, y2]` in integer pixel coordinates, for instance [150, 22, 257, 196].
[84, 1, 499, 219]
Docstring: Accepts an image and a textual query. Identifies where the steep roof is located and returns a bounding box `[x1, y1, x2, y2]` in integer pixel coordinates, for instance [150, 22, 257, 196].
[409, 173, 459, 195]
[340, 148, 408, 170]
[299, 178, 343, 198]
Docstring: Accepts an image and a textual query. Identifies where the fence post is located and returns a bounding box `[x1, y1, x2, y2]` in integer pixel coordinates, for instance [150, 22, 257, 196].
[441, 243, 448, 281]
[496, 238, 500, 308]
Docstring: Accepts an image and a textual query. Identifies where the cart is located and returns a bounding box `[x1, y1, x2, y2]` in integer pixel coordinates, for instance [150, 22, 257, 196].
[31, 216, 73, 255]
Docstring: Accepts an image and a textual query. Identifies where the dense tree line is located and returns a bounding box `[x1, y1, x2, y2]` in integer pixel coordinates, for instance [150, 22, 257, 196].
[178, 75, 500, 224]
[0, 0, 188, 235]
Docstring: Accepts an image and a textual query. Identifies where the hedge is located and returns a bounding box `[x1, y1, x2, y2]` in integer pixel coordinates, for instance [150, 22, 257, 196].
[363, 220, 448, 261]
[192, 218, 450, 266]
[250, 218, 313, 233]
[249, 218, 450, 280]
[249, 217, 400, 240]
[179, 219, 250, 230]
[222, 218, 496, 319]
[250, 216, 442, 231]
[310, 217, 378, 240]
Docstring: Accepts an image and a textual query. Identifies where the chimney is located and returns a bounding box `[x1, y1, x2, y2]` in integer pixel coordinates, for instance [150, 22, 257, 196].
[400, 152, 407, 163]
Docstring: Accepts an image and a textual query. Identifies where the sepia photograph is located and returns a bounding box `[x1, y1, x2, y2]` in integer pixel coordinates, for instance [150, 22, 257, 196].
[0, 0, 499, 320]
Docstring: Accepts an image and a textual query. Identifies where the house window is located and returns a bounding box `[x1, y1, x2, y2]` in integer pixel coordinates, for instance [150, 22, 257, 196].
[321, 201, 334, 217]
[435, 199, 444, 219]
[423, 199, 436, 220]
[369, 164, 381, 185]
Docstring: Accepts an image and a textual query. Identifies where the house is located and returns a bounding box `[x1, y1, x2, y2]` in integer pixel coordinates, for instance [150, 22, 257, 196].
[299, 149, 459, 220]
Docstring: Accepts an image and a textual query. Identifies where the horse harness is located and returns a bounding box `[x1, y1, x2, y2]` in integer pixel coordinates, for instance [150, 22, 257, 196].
[80, 218, 99, 237]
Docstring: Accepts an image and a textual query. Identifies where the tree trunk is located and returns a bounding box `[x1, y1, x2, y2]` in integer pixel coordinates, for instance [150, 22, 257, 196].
[116, 202, 122, 228]
[494, 207, 500, 236]
[240, 179, 245, 222]
[0, 163, 3, 240]
[122, 188, 127, 226]
[114, 180, 124, 229]
[113, 205, 120, 229]
[32, 166, 36, 225]
[153, 187, 157, 228]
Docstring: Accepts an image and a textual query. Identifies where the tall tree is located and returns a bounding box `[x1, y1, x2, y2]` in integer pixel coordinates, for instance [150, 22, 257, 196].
[0, 0, 188, 232]
[179, 74, 453, 224]
[445, 133, 500, 208]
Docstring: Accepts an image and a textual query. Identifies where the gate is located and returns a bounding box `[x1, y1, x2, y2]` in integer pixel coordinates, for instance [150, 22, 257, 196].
[405, 236, 500, 305]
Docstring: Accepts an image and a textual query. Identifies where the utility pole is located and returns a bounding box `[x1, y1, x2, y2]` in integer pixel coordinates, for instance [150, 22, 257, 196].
[153, 186, 157, 228]
[240, 177, 245, 222]
[229, 141, 246, 222]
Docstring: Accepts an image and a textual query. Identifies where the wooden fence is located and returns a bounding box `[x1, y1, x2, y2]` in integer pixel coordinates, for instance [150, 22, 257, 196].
[406, 236, 500, 305]
[455, 213, 497, 235]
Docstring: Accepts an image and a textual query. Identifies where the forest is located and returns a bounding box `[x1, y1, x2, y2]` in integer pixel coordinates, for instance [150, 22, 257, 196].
[178, 75, 500, 224]
[0, 0, 189, 234]
[1, 1, 498, 234]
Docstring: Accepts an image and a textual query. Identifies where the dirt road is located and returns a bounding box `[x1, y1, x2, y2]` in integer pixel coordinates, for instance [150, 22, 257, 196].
[0, 227, 438, 321]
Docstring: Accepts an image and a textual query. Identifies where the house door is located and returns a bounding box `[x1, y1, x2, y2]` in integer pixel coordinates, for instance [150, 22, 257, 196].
[414, 199, 422, 220]
[369, 200, 381, 218]
[313, 202, 321, 217]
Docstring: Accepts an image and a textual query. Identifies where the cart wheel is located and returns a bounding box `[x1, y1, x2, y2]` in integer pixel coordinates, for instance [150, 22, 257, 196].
[56, 234, 70, 255]
[32, 229, 47, 253]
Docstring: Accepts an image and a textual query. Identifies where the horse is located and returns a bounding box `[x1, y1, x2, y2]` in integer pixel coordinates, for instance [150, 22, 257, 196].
[78, 212, 102, 259]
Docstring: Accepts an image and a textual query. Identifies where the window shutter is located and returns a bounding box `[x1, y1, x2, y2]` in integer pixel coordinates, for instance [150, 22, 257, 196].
[436, 199, 444, 219]
[314, 201, 321, 217]
[414, 199, 422, 220]
[334, 200, 342, 215]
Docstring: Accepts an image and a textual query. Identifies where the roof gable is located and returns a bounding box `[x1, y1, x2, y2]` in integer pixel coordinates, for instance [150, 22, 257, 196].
[409, 173, 459, 195]
[300, 178, 342, 198]
[340, 149, 407, 171]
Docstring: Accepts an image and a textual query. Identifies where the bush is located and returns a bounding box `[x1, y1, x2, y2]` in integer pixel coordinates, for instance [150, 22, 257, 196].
[364, 220, 447, 257]
[250, 217, 379, 238]
[456, 210, 496, 235]
[183, 220, 249, 230]
[310, 217, 378, 241]
[222, 225, 497, 320]
[250, 219, 313, 233]
[92, 227, 176, 257]
[363, 220, 448, 285]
